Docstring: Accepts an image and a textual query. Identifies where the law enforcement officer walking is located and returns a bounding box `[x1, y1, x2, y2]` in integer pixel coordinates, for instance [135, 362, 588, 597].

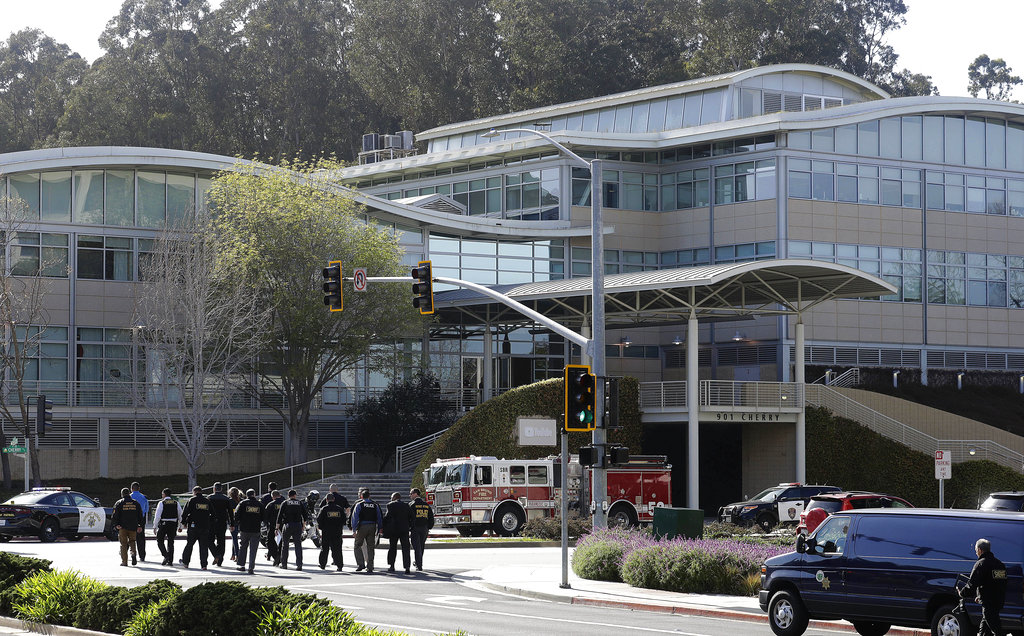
[232, 489, 263, 574]
[276, 489, 309, 570]
[317, 492, 346, 571]
[263, 489, 285, 565]
[319, 483, 351, 517]
[384, 492, 412, 574]
[129, 482, 149, 562]
[112, 487, 144, 567]
[962, 537, 1008, 636]
[351, 488, 382, 573]
[179, 486, 212, 569]
[409, 488, 434, 571]
[153, 488, 180, 565]
[208, 482, 234, 566]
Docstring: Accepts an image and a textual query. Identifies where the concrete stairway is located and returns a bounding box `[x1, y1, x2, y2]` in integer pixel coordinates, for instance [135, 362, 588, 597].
[292, 472, 416, 503]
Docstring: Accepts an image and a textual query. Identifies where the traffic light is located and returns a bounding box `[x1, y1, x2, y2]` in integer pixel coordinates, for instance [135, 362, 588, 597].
[411, 260, 434, 315]
[608, 445, 629, 466]
[322, 260, 343, 312]
[36, 394, 52, 437]
[578, 445, 598, 467]
[564, 364, 596, 432]
[605, 376, 621, 430]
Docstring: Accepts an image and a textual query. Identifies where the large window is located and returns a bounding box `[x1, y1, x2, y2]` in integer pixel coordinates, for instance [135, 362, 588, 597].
[11, 232, 69, 277]
[77, 236, 133, 281]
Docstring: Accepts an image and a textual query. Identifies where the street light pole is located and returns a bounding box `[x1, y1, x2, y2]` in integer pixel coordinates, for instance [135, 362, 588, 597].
[482, 128, 607, 529]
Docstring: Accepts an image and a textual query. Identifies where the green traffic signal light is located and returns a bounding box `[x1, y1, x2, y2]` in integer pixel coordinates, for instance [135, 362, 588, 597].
[322, 261, 343, 312]
[564, 364, 596, 432]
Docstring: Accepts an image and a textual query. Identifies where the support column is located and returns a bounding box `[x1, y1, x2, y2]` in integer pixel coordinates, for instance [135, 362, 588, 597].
[795, 318, 806, 483]
[483, 323, 494, 401]
[686, 311, 700, 509]
[99, 417, 109, 478]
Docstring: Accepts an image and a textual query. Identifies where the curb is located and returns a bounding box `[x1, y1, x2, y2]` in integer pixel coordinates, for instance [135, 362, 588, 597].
[0, 616, 114, 636]
[428, 540, 565, 549]
[473, 581, 928, 635]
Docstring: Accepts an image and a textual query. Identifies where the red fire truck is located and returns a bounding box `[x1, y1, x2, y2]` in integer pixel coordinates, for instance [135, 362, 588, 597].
[423, 454, 672, 536]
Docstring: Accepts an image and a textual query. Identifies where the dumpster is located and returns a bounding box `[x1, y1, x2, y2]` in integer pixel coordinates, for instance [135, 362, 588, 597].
[652, 507, 703, 540]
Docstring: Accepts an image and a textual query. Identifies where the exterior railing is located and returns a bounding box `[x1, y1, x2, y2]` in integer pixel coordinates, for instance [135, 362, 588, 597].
[639, 381, 687, 408]
[805, 384, 1024, 471]
[395, 427, 452, 473]
[701, 380, 803, 409]
[216, 450, 357, 496]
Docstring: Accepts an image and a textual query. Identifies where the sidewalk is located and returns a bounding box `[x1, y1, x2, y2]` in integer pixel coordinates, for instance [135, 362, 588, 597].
[461, 562, 930, 635]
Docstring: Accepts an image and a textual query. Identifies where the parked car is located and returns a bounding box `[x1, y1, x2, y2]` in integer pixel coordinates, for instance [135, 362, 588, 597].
[980, 491, 1024, 511]
[760, 508, 1024, 636]
[797, 491, 913, 535]
[0, 487, 116, 542]
[718, 483, 841, 531]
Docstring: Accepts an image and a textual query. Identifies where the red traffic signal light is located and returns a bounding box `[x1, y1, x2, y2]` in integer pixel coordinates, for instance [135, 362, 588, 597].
[411, 260, 434, 315]
[564, 364, 596, 432]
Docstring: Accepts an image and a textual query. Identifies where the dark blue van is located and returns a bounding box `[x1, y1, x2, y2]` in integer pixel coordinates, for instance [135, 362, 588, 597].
[759, 508, 1024, 636]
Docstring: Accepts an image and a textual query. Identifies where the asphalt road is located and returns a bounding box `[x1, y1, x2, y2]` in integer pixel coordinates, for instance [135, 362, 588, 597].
[0, 535, 856, 636]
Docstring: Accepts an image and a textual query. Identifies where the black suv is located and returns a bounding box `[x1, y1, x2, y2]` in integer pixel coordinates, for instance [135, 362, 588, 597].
[980, 491, 1024, 511]
[718, 483, 841, 531]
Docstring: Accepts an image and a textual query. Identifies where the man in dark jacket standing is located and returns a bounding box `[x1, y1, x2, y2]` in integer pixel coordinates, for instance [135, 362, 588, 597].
[351, 488, 382, 573]
[179, 486, 212, 570]
[276, 489, 309, 570]
[232, 489, 263, 574]
[208, 482, 234, 567]
[409, 488, 434, 571]
[962, 537, 1008, 636]
[317, 492, 346, 571]
[153, 488, 180, 565]
[263, 489, 284, 565]
[112, 487, 144, 567]
[383, 492, 412, 574]
[129, 482, 149, 562]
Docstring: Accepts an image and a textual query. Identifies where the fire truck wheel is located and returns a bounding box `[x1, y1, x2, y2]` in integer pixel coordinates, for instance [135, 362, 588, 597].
[608, 503, 638, 529]
[492, 505, 526, 536]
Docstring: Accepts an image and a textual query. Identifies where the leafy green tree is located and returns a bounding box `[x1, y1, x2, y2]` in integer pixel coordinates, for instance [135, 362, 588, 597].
[350, 374, 458, 471]
[968, 54, 1022, 101]
[210, 158, 419, 465]
[0, 29, 87, 152]
[349, 0, 505, 133]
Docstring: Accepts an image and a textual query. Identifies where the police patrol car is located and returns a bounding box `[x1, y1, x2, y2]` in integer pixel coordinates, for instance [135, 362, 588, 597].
[0, 487, 117, 542]
[717, 483, 840, 531]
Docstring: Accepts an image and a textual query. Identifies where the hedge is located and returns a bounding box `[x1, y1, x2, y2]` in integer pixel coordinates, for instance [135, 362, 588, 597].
[0, 552, 51, 616]
[412, 377, 643, 489]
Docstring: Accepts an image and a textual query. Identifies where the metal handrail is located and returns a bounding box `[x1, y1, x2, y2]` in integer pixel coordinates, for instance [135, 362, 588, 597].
[805, 384, 1024, 471]
[220, 450, 356, 495]
[395, 427, 451, 473]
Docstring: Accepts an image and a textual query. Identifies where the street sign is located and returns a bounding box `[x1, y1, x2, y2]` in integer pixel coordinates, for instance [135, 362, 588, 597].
[2, 446, 26, 454]
[935, 449, 952, 479]
[353, 267, 367, 292]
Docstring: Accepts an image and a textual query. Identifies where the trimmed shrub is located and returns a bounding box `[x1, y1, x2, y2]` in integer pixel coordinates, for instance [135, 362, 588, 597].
[571, 540, 625, 582]
[74, 578, 181, 633]
[125, 597, 173, 636]
[153, 581, 329, 636]
[13, 569, 107, 626]
[255, 603, 361, 635]
[0, 552, 52, 616]
[522, 513, 592, 540]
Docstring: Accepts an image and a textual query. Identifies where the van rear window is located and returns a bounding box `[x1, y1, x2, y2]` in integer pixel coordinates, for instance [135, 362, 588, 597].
[855, 516, 1022, 562]
[807, 499, 842, 514]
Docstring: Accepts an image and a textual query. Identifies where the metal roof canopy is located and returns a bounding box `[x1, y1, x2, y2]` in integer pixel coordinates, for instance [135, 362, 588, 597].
[432, 259, 897, 331]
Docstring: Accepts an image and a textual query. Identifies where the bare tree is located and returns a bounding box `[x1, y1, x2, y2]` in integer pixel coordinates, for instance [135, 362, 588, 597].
[132, 210, 269, 488]
[0, 195, 64, 488]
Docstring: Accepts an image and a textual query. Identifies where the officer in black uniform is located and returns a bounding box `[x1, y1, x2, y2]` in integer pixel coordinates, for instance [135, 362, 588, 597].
[276, 489, 309, 570]
[317, 492, 346, 571]
[208, 482, 234, 567]
[409, 488, 434, 571]
[112, 487, 144, 567]
[263, 489, 285, 565]
[962, 537, 1008, 636]
[232, 489, 263, 574]
[179, 485, 212, 569]
[384, 492, 412, 574]
[153, 488, 180, 565]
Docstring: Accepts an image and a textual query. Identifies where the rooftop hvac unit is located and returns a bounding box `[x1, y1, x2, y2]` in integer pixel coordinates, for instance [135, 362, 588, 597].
[398, 130, 414, 149]
[383, 134, 402, 149]
[362, 133, 380, 152]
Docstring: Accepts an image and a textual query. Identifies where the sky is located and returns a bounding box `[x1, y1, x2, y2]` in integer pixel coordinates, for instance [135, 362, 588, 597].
[1, 0, 1022, 100]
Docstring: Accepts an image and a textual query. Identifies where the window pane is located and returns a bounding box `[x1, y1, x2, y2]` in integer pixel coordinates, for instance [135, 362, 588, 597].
[837, 175, 857, 202]
[105, 170, 134, 226]
[40, 171, 71, 222]
[683, 93, 702, 127]
[987, 119, 1005, 168]
[879, 118, 900, 158]
[166, 173, 194, 226]
[648, 98, 667, 132]
[700, 90, 723, 124]
[789, 171, 811, 199]
[902, 116, 922, 160]
[1009, 122, 1024, 170]
[965, 117, 985, 167]
[812, 172, 834, 201]
[858, 121, 879, 156]
[629, 101, 650, 133]
[77, 250, 103, 279]
[10, 173, 40, 218]
[137, 171, 165, 227]
[613, 105, 632, 132]
[945, 116, 965, 164]
[73, 170, 104, 224]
